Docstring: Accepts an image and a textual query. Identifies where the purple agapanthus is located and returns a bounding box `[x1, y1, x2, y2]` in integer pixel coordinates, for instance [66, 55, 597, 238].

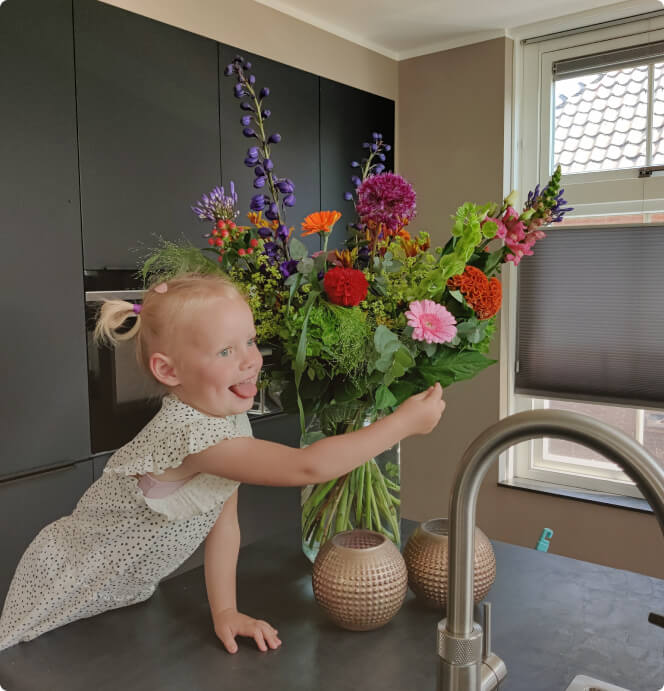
[356, 172, 416, 231]
[191, 183, 238, 222]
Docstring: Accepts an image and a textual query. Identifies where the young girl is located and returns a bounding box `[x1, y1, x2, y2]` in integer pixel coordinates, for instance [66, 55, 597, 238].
[0, 273, 446, 655]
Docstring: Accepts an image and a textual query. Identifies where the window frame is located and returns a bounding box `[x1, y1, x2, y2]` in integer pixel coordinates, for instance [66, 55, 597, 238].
[501, 15, 664, 499]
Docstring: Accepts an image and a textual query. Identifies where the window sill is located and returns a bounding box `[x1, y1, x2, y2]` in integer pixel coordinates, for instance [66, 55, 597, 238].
[498, 477, 653, 514]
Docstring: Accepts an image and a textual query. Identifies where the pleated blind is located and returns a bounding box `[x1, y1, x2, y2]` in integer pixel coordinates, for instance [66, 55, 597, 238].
[553, 41, 664, 80]
[515, 225, 664, 408]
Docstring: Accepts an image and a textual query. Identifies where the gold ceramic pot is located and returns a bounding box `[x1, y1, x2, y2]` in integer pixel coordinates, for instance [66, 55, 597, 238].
[312, 529, 408, 631]
[403, 517, 496, 609]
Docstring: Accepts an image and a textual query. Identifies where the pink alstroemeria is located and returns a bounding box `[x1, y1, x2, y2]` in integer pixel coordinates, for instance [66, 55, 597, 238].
[405, 300, 457, 344]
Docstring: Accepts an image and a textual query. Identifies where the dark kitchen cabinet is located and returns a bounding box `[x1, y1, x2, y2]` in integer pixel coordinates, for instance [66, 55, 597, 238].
[74, 0, 221, 270]
[219, 47, 320, 254]
[0, 0, 91, 479]
[0, 461, 94, 604]
[319, 78, 395, 250]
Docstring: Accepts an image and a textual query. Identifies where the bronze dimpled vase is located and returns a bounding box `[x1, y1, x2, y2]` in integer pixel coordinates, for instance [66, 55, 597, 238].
[403, 517, 496, 609]
[312, 529, 408, 631]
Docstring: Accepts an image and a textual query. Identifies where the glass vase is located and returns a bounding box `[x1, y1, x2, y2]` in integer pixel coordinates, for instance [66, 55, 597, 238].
[300, 413, 401, 563]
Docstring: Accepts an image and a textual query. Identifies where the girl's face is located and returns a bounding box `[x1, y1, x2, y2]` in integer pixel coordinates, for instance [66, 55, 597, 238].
[163, 295, 263, 418]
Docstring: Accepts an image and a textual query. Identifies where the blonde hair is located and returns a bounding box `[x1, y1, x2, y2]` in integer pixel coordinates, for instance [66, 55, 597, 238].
[94, 273, 244, 378]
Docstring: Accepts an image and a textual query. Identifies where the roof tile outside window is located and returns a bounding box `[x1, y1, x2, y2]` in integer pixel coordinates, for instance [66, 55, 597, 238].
[554, 65, 648, 174]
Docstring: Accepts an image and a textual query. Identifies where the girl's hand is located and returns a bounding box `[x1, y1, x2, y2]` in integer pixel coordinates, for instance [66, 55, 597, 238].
[395, 382, 446, 436]
[212, 608, 281, 654]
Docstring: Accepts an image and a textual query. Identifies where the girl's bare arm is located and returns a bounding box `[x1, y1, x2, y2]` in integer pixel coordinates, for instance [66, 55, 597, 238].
[183, 383, 445, 486]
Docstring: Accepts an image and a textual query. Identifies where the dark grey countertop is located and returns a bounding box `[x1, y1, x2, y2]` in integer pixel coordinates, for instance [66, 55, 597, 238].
[0, 520, 662, 691]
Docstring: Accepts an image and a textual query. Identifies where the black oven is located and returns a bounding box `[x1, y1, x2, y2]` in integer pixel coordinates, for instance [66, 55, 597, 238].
[85, 270, 280, 455]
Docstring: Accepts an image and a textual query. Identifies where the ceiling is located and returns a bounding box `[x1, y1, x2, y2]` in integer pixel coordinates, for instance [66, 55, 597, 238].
[254, 0, 663, 59]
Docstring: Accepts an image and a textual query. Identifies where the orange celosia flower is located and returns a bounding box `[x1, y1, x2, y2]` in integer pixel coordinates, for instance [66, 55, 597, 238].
[301, 210, 342, 236]
[448, 266, 502, 320]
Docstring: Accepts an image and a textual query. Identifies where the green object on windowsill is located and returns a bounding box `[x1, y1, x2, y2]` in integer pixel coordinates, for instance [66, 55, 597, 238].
[536, 528, 554, 552]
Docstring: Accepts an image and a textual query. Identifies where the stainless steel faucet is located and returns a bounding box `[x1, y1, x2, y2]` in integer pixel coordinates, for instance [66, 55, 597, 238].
[437, 409, 664, 691]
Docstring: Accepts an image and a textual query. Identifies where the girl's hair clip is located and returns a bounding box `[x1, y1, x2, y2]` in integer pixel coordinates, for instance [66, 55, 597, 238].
[132, 303, 142, 314]
[154, 282, 168, 294]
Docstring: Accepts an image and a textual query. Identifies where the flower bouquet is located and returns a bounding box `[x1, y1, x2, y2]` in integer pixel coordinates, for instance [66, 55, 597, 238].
[142, 55, 571, 559]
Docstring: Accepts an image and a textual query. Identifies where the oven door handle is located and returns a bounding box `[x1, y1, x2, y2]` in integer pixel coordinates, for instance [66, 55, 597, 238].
[85, 290, 145, 302]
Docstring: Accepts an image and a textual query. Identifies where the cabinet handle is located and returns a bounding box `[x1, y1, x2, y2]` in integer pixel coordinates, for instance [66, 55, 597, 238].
[0, 463, 77, 486]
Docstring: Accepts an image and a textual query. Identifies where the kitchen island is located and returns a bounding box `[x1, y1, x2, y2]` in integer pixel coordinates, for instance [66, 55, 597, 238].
[0, 520, 662, 690]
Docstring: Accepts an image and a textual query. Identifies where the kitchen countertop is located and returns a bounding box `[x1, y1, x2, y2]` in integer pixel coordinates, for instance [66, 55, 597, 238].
[0, 520, 662, 691]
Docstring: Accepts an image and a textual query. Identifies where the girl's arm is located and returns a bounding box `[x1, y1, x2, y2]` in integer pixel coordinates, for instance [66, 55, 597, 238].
[204, 489, 281, 653]
[184, 383, 445, 486]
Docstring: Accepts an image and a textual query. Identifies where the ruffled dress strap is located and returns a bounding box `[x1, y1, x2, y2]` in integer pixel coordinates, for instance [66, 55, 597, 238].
[103, 394, 252, 520]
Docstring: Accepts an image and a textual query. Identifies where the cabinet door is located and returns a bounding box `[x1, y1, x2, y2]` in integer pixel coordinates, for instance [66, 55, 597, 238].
[239, 414, 301, 547]
[0, 0, 90, 478]
[219, 47, 320, 254]
[320, 79, 395, 250]
[0, 462, 93, 604]
[74, 0, 220, 270]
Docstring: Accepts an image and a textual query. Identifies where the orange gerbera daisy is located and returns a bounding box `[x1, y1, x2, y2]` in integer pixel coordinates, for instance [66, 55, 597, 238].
[301, 210, 342, 236]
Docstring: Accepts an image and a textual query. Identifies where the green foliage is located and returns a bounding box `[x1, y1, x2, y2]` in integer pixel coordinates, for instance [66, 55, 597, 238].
[140, 241, 222, 285]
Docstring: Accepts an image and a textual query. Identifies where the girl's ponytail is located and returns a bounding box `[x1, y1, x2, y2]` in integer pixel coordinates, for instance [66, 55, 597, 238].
[93, 300, 142, 347]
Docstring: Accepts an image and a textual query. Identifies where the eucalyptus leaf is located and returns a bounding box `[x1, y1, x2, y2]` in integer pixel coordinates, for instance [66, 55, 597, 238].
[297, 257, 314, 274]
[289, 236, 308, 261]
[375, 384, 398, 410]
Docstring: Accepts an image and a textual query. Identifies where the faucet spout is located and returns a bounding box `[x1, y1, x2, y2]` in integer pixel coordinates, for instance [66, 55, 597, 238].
[438, 409, 664, 691]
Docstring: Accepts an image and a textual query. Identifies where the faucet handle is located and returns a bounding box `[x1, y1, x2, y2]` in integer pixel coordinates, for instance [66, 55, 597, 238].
[482, 602, 492, 660]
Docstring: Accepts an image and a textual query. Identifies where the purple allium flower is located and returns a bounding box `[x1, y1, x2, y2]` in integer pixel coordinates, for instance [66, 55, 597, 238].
[268, 133, 281, 144]
[279, 259, 298, 278]
[356, 172, 417, 231]
[191, 184, 239, 222]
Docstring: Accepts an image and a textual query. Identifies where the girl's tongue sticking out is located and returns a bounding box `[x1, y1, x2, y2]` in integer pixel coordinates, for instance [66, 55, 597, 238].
[230, 380, 257, 399]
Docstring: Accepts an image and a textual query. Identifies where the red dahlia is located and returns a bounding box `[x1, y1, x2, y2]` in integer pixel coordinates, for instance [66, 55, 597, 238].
[323, 267, 368, 307]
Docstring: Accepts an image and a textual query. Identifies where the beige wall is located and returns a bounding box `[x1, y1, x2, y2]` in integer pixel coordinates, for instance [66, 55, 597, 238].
[398, 37, 664, 579]
[99, 0, 397, 100]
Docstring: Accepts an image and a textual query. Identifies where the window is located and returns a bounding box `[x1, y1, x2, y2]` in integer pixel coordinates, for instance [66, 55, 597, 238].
[507, 15, 664, 500]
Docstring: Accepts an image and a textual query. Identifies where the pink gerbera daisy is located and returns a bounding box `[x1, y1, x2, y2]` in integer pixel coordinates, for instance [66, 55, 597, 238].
[405, 300, 457, 344]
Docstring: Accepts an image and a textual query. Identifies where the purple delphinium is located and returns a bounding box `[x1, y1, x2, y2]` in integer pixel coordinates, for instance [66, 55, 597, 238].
[225, 55, 295, 262]
[278, 259, 298, 278]
[523, 165, 573, 223]
[191, 183, 238, 223]
[343, 133, 392, 203]
[356, 172, 416, 231]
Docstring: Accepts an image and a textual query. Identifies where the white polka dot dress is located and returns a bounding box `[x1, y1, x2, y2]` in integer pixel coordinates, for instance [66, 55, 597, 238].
[0, 394, 251, 651]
